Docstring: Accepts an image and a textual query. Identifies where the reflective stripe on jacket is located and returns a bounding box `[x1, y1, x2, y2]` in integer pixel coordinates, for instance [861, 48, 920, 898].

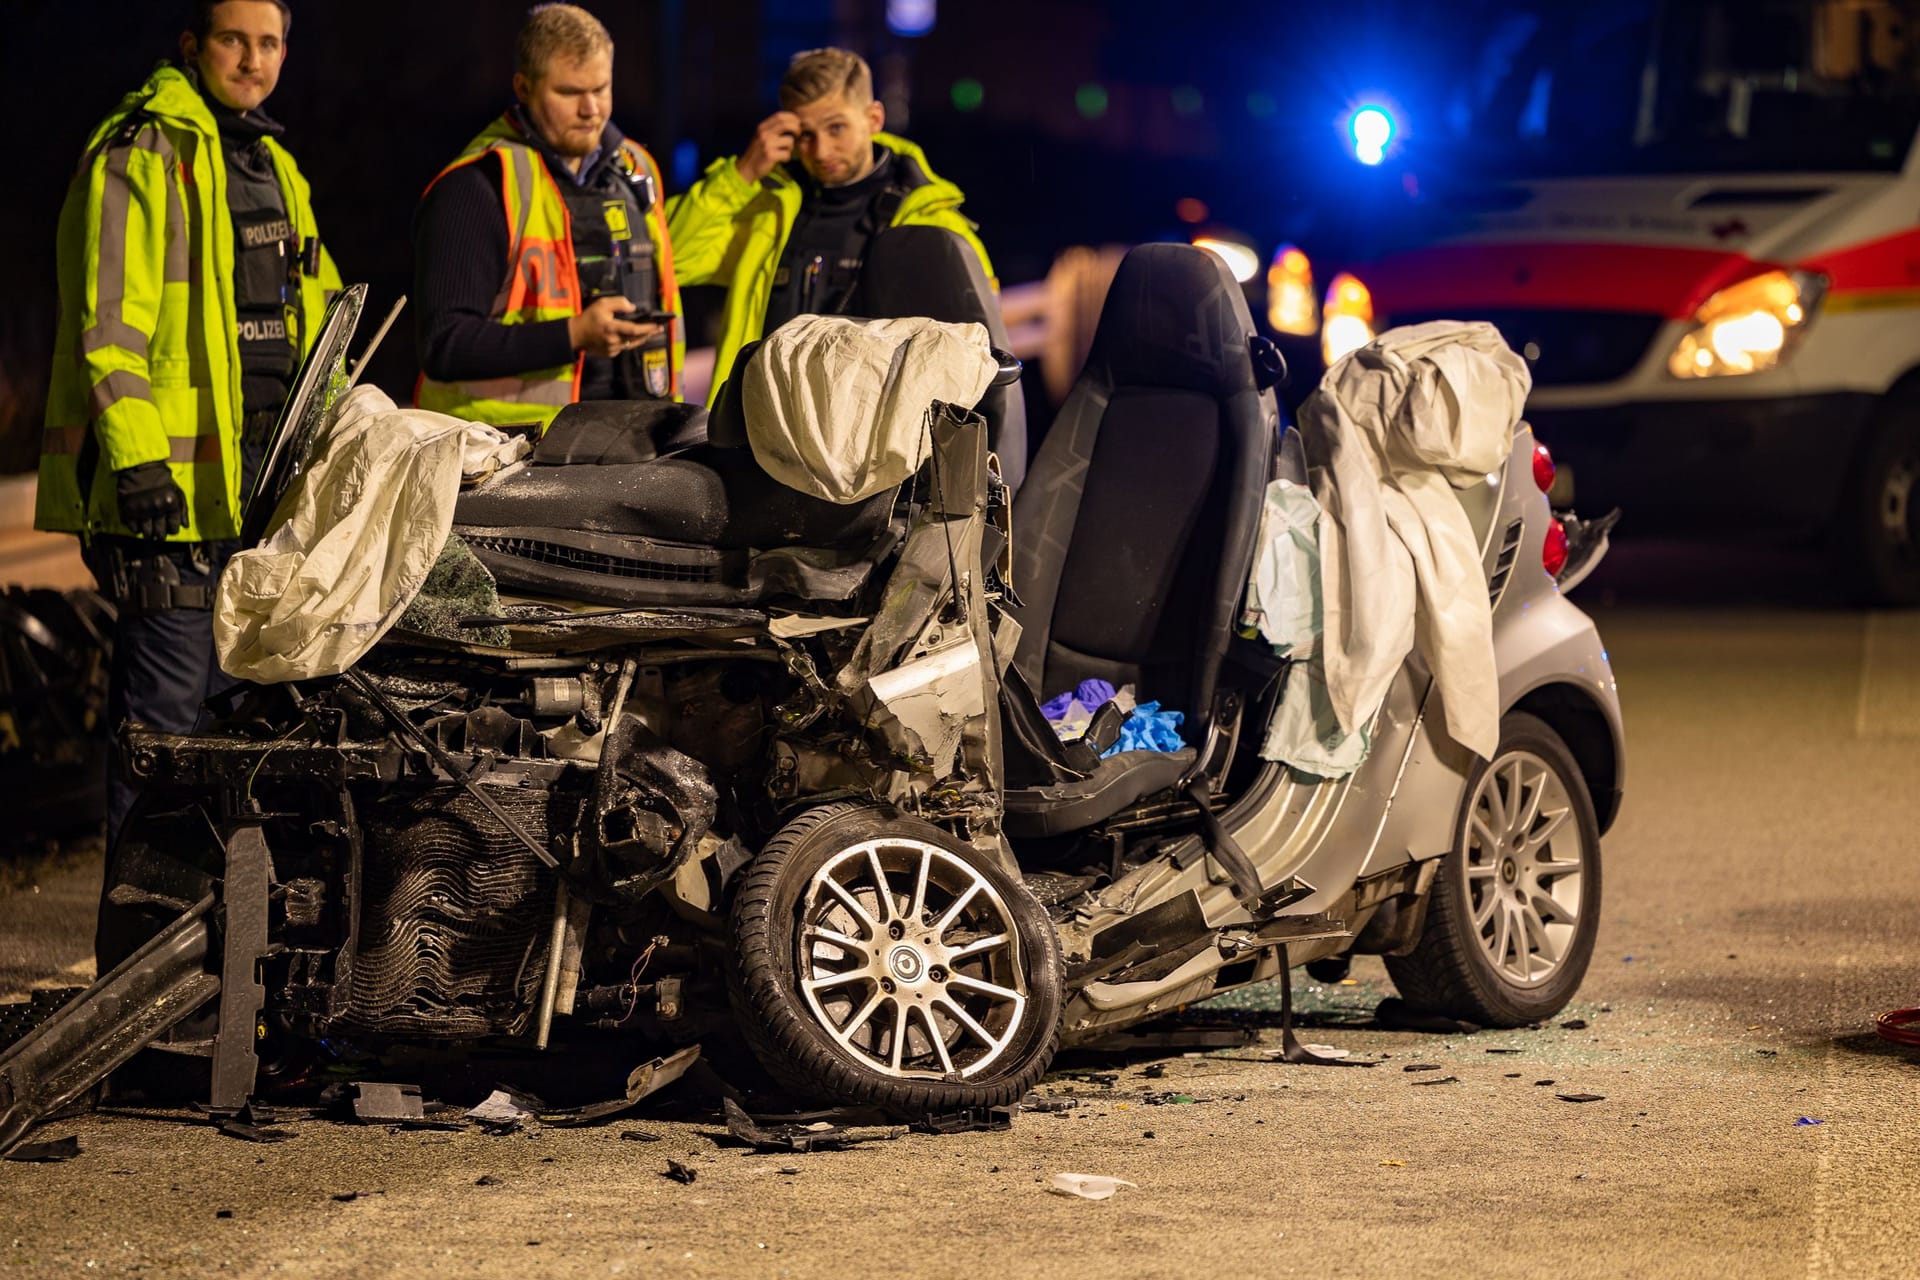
[36, 64, 340, 541]
[666, 132, 994, 405]
[415, 115, 682, 429]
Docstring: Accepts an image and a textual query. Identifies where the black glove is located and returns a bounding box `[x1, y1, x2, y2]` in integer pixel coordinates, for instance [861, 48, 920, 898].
[114, 461, 187, 541]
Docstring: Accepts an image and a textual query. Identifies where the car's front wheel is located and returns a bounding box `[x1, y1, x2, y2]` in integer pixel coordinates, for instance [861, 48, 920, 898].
[728, 803, 1063, 1113]
[1385, 712, 1602, 1027]
[1836, 392, 1920, 606]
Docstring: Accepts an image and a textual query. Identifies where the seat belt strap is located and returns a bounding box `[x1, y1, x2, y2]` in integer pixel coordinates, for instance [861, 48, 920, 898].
[1182, 776, 1265, 906]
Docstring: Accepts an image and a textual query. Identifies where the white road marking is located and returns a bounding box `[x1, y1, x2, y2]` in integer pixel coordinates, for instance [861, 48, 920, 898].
[1803, 953, 1920, 1279]
[1855, 612, 1920, 738]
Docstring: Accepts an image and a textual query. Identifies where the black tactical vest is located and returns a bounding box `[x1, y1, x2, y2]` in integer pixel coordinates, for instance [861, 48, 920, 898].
[562, 151, 670, 399]
[219, 123, 297, 422]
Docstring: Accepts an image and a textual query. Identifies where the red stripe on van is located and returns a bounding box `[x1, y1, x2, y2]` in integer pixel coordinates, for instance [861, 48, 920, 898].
[1802, 227, 1920, 294]
[1366, 242, 1762, 320]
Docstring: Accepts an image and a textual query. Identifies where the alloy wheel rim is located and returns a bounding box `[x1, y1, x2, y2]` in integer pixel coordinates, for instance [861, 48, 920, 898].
[795, 837, 1028, 1079]
[1462, 749, 1586, 989]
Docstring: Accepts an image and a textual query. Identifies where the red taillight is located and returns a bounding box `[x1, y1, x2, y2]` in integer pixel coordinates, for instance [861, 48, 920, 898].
[1532, 443, 1556, 493]
[1543, 517, 1569, 577]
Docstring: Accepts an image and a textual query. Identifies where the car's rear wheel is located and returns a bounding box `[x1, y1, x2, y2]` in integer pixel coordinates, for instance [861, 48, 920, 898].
[728, 803, 1063, 1113]
[1386, 712, 1601, 1027]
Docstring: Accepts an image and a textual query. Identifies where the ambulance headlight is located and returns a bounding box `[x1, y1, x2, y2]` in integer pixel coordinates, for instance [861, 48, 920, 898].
[1268, 244, 1317, 336]
[1321, 272, 1376, 365]
[1667, 269, 1826, 378]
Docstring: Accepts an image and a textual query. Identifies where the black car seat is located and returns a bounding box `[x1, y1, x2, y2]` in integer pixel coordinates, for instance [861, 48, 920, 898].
[846, 226, 1028, 493]
[458, 228, 1025, 609]
[1002, 243, 1279, 838]
[530, 398, 709, 464]
[453, 341, 899, 607]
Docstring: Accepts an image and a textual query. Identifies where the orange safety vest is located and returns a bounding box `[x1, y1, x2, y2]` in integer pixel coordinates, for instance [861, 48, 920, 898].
[415, 115, 681, 430]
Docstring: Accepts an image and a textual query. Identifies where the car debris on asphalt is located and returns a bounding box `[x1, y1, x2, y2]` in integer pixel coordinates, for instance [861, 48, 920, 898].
[350, 1082, 425, 1123]
[466, 1089, 538, 1126]
[1049, 1173, 1137, 1201]
[1019, 1092, 1079, 1113]
[218, 1115, 297, 1143]
[720, 1096, 904, 1153]
[4, 1134, 79, 1162]
[540, 1047, 702, 1127]
[910, 1106, 1014, 1135]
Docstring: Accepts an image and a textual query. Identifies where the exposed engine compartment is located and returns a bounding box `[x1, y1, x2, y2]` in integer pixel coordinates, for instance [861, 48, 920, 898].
[104, 643, 838, 1053]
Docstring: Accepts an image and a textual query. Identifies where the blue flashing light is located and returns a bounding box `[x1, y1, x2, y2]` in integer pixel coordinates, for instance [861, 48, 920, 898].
[1350, 106, 1393, 165]
[887, 0, 936, 37]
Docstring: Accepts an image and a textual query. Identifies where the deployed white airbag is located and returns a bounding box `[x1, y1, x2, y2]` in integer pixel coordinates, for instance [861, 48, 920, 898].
[742, 315, 997, 504]
[214, 386, 527, 682]
[1301, 321, 1530, 761]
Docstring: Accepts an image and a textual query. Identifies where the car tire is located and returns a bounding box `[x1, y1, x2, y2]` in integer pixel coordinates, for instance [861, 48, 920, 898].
[728, 802, 1063, 1113]
[1835, 389, 1920, 607]
[1385, 712, 1602, 1028]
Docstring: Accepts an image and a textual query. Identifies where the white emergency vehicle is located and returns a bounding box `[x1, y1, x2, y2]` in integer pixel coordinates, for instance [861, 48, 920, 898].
[1304, 0, 1920, 603]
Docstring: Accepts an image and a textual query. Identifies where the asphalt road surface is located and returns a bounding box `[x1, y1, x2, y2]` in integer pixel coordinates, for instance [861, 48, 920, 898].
[2, 538, 1917, 1280]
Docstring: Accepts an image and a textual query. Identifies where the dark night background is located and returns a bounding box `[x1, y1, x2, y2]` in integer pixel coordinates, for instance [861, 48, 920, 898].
[0, 0, 1572, 472]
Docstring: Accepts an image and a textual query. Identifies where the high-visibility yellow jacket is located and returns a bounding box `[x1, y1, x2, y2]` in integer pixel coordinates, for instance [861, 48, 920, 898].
[415, 115, 682, 430]
[666, 133, 994, 404]
[37, 65, 340, 542]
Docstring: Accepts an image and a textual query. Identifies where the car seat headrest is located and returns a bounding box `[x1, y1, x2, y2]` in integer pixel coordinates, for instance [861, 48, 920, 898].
[1086, 243, 1263, 398]
[849, 226, 999, 331]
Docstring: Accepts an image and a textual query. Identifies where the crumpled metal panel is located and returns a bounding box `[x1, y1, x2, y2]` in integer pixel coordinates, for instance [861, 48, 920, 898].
[590, 713, 719, 901]
[830, 404, 1006, 856]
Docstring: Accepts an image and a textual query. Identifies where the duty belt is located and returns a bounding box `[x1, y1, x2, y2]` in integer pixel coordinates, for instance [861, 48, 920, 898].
[96, 544, 217, 614]
[127, 574, 214, 614]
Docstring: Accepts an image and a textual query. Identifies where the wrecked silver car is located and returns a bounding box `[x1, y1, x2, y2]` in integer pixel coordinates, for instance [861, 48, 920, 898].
[0, 234, 1623, 1151]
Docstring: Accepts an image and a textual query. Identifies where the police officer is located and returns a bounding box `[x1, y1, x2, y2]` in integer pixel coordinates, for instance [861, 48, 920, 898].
[414, 3, 681, 429]
[36, 0, 340, 867]
[668, 49, 998, 410]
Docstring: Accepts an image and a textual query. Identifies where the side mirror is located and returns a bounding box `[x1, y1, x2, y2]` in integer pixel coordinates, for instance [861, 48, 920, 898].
[1249, 335, 1289, 392]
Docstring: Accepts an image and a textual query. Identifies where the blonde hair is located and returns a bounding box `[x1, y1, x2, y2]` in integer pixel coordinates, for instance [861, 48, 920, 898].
[780, 47, 872, 110]
[517, 4, 612, 80]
